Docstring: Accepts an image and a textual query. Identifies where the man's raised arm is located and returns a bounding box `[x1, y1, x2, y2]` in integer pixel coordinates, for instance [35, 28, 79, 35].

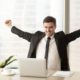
[5, 20, 33, 42]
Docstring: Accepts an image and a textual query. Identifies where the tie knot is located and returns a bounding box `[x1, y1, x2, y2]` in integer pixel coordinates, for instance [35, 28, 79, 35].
[47, 37, 51, 40]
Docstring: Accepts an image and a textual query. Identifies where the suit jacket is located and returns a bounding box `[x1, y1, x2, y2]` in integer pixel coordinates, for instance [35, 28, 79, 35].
[11, 26, 80, 71]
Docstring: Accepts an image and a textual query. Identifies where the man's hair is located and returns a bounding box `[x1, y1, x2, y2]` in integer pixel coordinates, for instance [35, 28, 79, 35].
[43, 16, 56, 26]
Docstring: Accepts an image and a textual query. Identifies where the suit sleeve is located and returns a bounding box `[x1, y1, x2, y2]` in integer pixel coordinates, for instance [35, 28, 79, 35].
[65, 29, 80, 44]
[11, 26, 33, 42]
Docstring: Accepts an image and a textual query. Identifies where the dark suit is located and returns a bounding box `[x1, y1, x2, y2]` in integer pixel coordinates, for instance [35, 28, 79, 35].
[11, 26, 80, 71]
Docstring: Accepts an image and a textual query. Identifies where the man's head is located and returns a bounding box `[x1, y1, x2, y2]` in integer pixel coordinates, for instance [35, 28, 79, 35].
[43, 16, 56, 37]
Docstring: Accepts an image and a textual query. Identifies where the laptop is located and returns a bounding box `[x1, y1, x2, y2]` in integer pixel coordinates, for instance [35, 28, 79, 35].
[19, 58, 48, 78]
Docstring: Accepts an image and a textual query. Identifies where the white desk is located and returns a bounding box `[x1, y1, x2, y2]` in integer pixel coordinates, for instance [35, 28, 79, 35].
[0, 74, 64, 80]
[0, 71, 80, 80]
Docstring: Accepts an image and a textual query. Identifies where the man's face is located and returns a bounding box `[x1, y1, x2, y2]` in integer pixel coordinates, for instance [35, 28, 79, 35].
[43, 22, 56, 37]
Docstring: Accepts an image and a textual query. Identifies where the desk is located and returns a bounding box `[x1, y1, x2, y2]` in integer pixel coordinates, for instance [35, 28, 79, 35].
[0, 71, 80, 80]
[0, 74, 64, 80]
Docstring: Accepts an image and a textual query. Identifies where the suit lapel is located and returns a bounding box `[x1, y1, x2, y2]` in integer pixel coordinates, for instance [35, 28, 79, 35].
[54, 31, 65, 60]
[54, 33, 61, 58]
[28, 32, 45, 58]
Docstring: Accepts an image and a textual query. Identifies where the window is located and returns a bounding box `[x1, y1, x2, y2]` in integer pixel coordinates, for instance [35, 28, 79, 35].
[0, 0, 64, 67]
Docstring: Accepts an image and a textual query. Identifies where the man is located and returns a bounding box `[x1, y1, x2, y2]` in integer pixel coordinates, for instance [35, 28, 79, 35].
[5, 16, 80, 71]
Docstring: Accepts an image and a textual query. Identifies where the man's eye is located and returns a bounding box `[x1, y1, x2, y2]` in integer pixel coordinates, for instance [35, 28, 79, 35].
[45, 27, 47, 28]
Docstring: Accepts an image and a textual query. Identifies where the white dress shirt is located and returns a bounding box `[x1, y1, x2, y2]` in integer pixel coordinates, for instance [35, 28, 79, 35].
[36, 35, 60, 71]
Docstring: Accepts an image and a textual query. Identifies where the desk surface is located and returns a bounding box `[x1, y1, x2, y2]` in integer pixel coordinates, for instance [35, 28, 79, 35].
[0, 72, 80, 80]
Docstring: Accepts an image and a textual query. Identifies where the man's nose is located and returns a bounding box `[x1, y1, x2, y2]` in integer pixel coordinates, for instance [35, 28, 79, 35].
[47, 28, 50, 32]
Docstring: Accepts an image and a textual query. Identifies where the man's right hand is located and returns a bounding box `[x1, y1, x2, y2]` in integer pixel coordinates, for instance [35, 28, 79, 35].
[5, 20, 12, 27]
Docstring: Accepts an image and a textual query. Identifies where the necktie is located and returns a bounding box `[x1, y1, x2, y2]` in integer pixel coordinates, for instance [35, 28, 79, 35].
[45, 37, 51, 69]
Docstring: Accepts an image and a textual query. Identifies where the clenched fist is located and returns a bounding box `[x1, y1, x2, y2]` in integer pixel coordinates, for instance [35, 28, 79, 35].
[5, 20, 12, 27]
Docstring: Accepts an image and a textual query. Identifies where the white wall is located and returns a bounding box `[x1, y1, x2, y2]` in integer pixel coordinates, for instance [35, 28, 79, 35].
[69, 0, 80, 71]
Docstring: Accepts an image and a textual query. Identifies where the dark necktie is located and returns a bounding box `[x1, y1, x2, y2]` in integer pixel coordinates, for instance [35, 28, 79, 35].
[45, 37, 51, 69]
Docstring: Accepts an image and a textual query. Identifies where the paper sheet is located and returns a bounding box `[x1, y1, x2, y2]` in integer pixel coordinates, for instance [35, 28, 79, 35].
[52, 71, 74, 77]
